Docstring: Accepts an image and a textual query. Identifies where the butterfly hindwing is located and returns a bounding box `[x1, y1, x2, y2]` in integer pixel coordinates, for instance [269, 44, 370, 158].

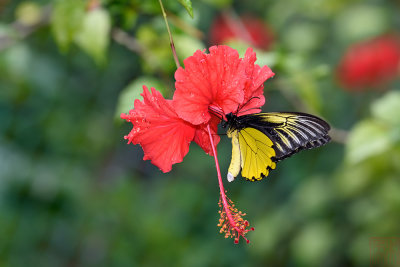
[238, 128, 277, 181]
[227, 127, 277, 182]
[226, 112, 330, 181]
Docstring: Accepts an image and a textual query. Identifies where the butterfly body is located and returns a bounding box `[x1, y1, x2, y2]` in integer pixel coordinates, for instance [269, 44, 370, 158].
[224, 112, 331, 182]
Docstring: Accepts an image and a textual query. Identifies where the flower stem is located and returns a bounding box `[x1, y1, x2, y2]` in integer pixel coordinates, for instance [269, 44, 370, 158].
[158, 0, 181, 69]
[206, 126, 230, 215]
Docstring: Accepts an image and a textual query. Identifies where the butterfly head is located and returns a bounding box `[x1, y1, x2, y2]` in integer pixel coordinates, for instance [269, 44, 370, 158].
[222, 112, 238, 128]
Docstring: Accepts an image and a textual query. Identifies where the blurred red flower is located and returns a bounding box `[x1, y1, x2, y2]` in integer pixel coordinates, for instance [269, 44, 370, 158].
[210, 13, 274, 50]
[336, 34, 400, 90]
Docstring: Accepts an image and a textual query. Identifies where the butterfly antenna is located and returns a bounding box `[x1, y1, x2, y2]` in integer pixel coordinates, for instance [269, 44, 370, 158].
[208, 106, 224, 121]
[235, 96, 260, 115]
[237, 106, 261, 115]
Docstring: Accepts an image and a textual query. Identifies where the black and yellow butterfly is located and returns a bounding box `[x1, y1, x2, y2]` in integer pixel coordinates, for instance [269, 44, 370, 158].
[222, 111, 331, 182]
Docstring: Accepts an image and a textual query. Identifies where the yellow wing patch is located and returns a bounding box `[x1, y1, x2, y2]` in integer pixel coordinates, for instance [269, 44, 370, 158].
[227, 128, 277, 182]
[227, 130, 241, 182]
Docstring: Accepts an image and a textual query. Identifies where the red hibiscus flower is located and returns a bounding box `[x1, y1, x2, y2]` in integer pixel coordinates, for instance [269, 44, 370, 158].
[121, 45, 274, 243]
[336, 34, 400, 91]
[209, 13, 274, 50]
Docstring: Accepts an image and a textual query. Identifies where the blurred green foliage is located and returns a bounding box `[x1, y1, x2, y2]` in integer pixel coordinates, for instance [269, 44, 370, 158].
[1, 0, 400, 266]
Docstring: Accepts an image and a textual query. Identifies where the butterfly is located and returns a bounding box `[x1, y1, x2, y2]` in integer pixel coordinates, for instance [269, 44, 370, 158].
[221, 111, 331, 182]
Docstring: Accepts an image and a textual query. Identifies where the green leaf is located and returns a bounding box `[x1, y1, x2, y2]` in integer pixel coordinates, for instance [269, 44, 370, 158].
[174, 34, 204, 60]
[224, 40, 278, 68]
[15, 1, 41, 26]
[51, 0, 85, 52]
[1, 43, 31, 80]
[282, 22, 325, 52]
[334, 165, 372, 197]
[136, 25, 175, 73]
[200, 0, 231, 8]
[371, 90, 400, 127]
[345, 120, 391, 165]
[177, 0, 193, 18]
[292, 222, 334, 266]
[75, 8, 111, 65]
[115, 77, 164, 123]
[290, 70, 322, 113]
[121, 8, 138, 29]
[334, 5, 390, 44]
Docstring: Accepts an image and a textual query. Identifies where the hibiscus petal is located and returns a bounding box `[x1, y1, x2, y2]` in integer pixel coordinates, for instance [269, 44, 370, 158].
[239, 47, 275, 115]
[193, 116, 221, 156]
[121, 86, 195, 173]
[174, 45, 246, 125]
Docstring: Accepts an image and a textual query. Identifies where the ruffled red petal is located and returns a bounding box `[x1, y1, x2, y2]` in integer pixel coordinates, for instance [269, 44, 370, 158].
[121, 86, 195, 173]
[174, 45, 246, 125]
[193, 116, 221, 156]
[239, 48, 274, 115]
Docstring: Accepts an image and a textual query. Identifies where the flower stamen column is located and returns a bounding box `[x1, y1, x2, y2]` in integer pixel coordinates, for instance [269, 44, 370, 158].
[207, 124, 254, 243]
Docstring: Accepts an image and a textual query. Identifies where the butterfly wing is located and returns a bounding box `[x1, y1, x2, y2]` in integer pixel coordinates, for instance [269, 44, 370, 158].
[227, 127, 277, 182]
[227, 112, 330, 182]
[252, 112, 331, 161]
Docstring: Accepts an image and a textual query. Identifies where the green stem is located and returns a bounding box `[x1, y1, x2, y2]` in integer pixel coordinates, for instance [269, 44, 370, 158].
[158, 0, 181, 69]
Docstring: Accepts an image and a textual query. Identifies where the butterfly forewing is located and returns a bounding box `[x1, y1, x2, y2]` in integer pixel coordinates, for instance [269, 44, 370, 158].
[255, 112, 331, 160]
